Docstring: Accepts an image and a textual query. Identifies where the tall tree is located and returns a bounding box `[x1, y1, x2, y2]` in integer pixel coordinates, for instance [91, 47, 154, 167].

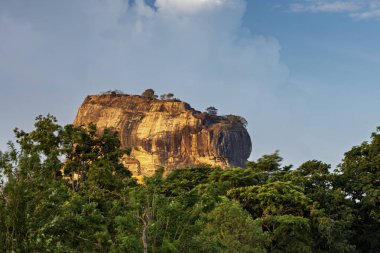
[228, 181, 313, 253]
[194, 199, 269, 253]
[336, 127, 380, 253]
[286, 161, 356, 253]
[0, 115, 67, 252]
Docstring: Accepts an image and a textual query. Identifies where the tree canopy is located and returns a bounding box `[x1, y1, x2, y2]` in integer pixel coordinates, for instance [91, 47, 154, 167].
[0, 114, 378, 252]
[206, 106, 218, 116]
[141, 89, 157, 99]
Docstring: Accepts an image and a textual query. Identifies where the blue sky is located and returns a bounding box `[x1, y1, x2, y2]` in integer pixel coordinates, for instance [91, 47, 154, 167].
[1, 0, 379, 168]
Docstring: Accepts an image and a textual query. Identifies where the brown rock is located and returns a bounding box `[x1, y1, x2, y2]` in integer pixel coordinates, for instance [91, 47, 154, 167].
[74, 94, 252, 176]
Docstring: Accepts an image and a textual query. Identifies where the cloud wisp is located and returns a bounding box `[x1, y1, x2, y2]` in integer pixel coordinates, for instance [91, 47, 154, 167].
[288, 0, 380, 20]
[2, 0, 373, 167]
[289, 1, 359, 13]
[0, 0, 297, 162]
[0, 0, 288, 93]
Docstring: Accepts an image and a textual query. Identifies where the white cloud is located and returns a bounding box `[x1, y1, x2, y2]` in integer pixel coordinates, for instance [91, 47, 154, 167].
[289, 0, 380, 20]
[289, 1, 359, 13]
[351, 7, 380, 19]
[0, 0, 291, 161]
[155, 0, 226, 13]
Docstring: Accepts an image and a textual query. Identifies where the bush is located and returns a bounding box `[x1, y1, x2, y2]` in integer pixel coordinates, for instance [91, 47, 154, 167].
[142, 89, 157, 99]
[226, 114, 248, 127]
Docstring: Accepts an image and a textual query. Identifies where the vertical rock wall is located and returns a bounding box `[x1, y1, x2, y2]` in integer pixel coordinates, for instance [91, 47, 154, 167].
[74, 94, 252, 176]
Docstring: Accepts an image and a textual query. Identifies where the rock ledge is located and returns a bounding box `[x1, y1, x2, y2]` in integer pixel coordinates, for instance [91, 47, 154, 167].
[74, 94, 252, 176]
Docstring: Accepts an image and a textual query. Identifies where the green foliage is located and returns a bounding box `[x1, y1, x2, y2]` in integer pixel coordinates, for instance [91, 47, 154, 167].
[162, 165, 215, 196]
[335, 127, 380, 253]
[0, 115, 378, 253]
[142, 88, 157, 98]
[289, 160, 356, 253]
[246, 151, 292, 174]
[61, 124, 131, 191]
[225, 114, 248, 127]
[206, 106, 218, 116]
[100, 89, 125, 95]
[228, 181, 312, 218]
[160, 93, 174, 100]
[194, 198, 269, 253]
[0, 115, 134, 252]
[263, 215, 312, 253]
[41, 194, 111, 252]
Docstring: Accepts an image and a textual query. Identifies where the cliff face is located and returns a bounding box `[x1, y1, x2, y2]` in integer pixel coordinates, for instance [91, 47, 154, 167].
[74, 94, 252, 176]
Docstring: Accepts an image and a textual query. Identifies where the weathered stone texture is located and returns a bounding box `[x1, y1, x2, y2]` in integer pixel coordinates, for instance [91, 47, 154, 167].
[74, 94, 252, 176]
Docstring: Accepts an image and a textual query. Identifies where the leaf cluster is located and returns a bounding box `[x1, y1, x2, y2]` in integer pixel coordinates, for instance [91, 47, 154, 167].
[0, 115, 379, 253]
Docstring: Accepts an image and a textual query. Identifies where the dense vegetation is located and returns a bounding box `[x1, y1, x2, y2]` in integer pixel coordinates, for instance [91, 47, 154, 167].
[0, 115, 378, 253]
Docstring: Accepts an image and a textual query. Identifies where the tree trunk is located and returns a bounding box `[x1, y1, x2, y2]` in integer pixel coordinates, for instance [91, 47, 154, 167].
[140, 207, 149, 253]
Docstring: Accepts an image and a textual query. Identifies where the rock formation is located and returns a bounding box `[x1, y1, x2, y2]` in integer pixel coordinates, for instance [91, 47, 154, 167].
[74, 93, 252, 176]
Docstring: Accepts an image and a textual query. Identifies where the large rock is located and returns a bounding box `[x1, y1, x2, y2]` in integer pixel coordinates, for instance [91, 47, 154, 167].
[74, 94, 252, 176]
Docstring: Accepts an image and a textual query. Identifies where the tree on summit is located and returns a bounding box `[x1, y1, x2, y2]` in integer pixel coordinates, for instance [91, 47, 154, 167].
[206, 106, 218, 116]
[142, 89, 157, 99]
[226, 114, 248, 127]
[160, 93, 174, 100]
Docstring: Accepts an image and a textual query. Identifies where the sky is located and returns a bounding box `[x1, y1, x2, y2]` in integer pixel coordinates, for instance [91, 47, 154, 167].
[0, 0, 380, 168]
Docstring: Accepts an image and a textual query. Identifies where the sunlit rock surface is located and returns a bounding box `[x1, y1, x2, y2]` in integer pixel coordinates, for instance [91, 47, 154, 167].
[74, 94, 252, 176]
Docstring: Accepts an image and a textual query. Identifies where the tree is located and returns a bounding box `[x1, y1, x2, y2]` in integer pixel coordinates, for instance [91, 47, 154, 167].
[142, 89, 157, 99]
[206, 106, 218, 116]
[335, 127, 380, 253]
[245, 151, 292, 183]
[194, 199, 269, 253]
[226, 114, 248, 127]
[0, 115, 68, 252]
[3, 114, 379, 253]
[160, 93, 174, 100]
[0, 115, 135, 252]
[285, 161, 356, 253]
[61, 124, 132, 191]
[100, 90, 124, 95]
[228, 181, 313, 253]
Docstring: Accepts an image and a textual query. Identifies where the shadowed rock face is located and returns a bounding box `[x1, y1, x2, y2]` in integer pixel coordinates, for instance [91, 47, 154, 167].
[74, 94, 252, 176]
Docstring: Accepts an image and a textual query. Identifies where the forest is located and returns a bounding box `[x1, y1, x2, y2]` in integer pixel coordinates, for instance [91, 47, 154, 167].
[0, 115, 378, 253]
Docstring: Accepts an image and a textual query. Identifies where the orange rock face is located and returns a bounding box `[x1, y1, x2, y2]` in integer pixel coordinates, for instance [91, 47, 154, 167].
[74, 94, 252, 176]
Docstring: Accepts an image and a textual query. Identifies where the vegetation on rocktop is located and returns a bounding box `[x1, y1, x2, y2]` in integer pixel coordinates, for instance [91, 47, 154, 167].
[96, 89, 248, 128]
[0, 115, 378, 253]
[100, 89, 125, 95]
